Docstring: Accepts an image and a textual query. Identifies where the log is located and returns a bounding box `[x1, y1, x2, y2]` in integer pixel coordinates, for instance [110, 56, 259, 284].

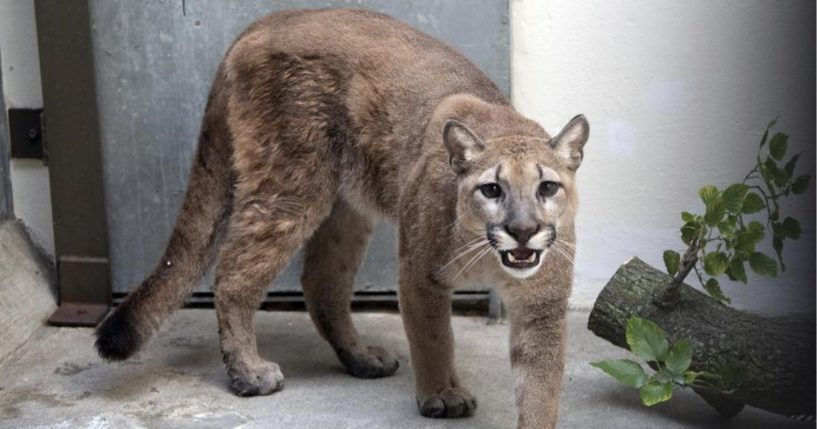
[587, 257, 815, 419]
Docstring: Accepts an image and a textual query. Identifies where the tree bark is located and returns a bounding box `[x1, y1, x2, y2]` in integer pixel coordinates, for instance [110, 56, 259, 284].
[588, 257, 815, 419]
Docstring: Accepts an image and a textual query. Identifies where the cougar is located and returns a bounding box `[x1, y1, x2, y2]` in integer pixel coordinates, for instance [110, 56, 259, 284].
[95, 8, 588, 428]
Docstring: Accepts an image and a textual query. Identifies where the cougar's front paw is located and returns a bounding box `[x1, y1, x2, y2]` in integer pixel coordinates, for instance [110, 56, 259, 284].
[417, 386, 477, 418]
[227, 361, 285, 396]
[337, 345, 399, 379]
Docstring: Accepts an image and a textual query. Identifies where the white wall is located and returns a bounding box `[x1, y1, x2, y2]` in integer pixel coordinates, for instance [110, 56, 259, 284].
[512, 0, 815, 314]
[0, 0, 53, 255]
[0, 1, 42, 108]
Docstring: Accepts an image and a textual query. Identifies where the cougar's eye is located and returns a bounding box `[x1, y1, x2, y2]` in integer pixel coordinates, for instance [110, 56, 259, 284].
[538, 181, 560, 198]
[479, 183, 502, 199]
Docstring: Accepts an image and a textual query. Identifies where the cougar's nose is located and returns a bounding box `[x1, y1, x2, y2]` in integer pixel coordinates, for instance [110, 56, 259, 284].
[505, 223, 540, 246]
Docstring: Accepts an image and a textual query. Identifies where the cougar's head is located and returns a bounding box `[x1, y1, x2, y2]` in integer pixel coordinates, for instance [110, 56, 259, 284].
[443, 115, 589, 279]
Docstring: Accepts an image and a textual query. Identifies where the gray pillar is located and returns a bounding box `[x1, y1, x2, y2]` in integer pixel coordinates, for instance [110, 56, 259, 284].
[0, 49, 13, 221]
[36, 0, 111, 326]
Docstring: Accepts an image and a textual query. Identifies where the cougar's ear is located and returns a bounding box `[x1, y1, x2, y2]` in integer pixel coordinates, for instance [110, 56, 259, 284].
[550, 114, 589, 171]
[443, 120, 485, 174]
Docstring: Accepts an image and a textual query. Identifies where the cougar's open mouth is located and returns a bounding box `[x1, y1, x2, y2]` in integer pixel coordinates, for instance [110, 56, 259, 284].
[499, 247, 541, 269]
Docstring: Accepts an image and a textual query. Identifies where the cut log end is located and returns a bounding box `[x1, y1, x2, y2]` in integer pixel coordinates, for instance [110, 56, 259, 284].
[588, 257, 816, 419]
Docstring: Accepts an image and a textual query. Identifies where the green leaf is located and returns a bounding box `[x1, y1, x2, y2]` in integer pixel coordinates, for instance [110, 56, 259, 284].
[741, 192, 765, 214]
[769, 132, 788, 160]
[626, 317, 669, 362]
[655, 367, 683, 385]
[721, 184, 748, 213]
[720, 224, 734, 239]
[749, 252, 778, 277]
[784, 154, 800, 177]
[772, 220, 785, 238]
[590, 359, 648, 388]
[698, 185, 719, 205]
[759, 121, 775, 147]
[703, 252, 729, 276]
[764, 158, 789, 187]
[640, 379, 673, 407]
[760, 163, 771, 183]
[717, 220, 735, 240]
[735, 221, 765, 253]
[729, 258, 748, 284]
[734, 239, 755, 257]
[782, 217, 801, 239]
[680, 221, 699, 245]
[773, 236, 785, 271]
[792, 175, 811, 194]
[665, 340, 692, 376]
[704, 200, 726, 227]
[747, 221, 765, 238]
[717, 364, 744, 388]
[663, 250, 680, 276]
[704, 278, 730, 303]
[683, 370, 702, 385]
[681, 211, 695, 222]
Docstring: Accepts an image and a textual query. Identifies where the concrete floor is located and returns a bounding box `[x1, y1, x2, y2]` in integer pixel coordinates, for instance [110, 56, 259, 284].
[0, 309, 808, 429]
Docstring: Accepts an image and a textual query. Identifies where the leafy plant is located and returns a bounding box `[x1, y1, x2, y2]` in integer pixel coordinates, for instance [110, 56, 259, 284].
[591, 317, 734, 406]
[592, 121, 807, 408]
[663, 119, 811, 303]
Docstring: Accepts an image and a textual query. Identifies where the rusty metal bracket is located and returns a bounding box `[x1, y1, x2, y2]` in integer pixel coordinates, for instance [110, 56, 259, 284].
[47, 256, 110, 326]
[48, 303, 109, 327]
[8, 108, 45, 161]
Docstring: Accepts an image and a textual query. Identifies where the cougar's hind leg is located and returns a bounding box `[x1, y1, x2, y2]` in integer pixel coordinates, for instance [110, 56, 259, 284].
[301, 199, 399, 379]
[215, 44, 351, 396]
[214, 107, 337, 396]
[214, 170, 336, 396]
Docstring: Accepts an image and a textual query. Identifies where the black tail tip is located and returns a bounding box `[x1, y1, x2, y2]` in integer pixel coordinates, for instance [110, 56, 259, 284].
[95, 306, 141, 361]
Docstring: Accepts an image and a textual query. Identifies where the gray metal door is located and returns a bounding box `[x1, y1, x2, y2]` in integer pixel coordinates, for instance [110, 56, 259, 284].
[89, 0, 510, 296]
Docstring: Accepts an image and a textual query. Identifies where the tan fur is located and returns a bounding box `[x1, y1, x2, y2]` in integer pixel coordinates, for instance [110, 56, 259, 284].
[95, 9, 588, 428]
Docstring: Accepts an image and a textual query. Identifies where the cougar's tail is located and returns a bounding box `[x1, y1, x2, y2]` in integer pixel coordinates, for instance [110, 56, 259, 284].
[95, 95, 233, 361]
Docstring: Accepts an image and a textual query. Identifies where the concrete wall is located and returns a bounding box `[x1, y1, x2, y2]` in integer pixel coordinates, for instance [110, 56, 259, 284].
[0, 220, 55, 364]
[512, 0, 815, 314]
[1, 1, 814, 314]
[0, 0, 54, 255]
[0, 1, 42, 108]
